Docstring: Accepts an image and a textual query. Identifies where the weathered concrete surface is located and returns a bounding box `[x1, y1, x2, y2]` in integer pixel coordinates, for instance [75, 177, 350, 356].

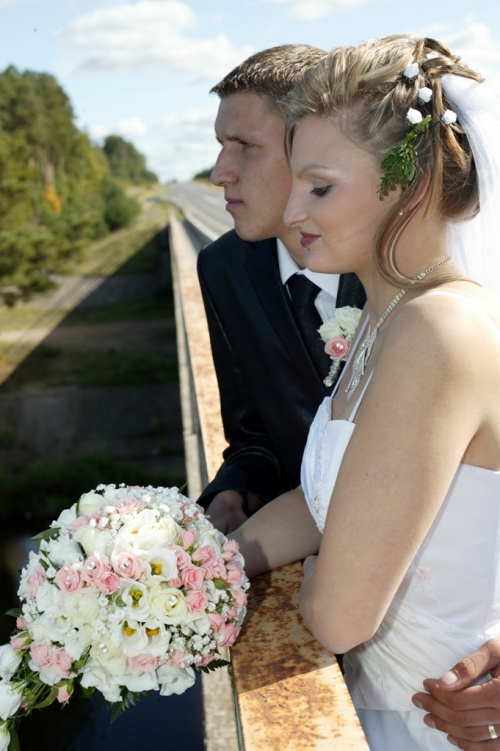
[231, 562, 369, 750]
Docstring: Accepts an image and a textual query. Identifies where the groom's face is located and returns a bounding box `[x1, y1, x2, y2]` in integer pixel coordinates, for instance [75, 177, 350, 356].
[211, 92, 293, 242]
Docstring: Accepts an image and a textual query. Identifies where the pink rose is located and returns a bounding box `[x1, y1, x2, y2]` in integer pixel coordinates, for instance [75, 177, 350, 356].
[185, 590, 209, 614]
[81, 556, 111, 585]
[225, 562, 243, 585]
[192, 545, 214, 564]
[227, 608, 237, 619]
[232, 590, 248, 609]
[10, 634, 29, 651]
[222, 539, 239, 561]
[54, 649, 74, 678]
[202, 557, 226, 581]
[168, 577, 182, 588]
[113, 496, 144, 515]
[55, 566, 83, 594]
[181, 529, 196, 549]
[70, 516, 90, 536]
[57, 685, 73, 704]
[16, 617, 28, 630]
[181, 566, 205, 590]
[325, 336, 350, 361]
[111, 549, 144, 580]
[96, 571, 121, 595]
[169, 545, 191, 571]
[28, 567, 46, 599]
[30, 643, 53, 668]
[208, 613, 225, 630]
[170, 650, 188, 668]
[217, 622, 239, 647]
[198, 652, 215, 667]
[128, 654, 162, 672]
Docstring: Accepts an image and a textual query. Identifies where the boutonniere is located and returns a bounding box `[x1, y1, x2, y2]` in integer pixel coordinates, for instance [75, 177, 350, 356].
[318, 306, 363, 387]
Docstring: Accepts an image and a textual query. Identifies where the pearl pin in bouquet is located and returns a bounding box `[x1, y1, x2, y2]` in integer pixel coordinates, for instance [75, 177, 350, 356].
[0, 485, 249, 750]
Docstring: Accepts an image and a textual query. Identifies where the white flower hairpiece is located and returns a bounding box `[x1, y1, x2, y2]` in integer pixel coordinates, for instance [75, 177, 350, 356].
[425, 51, 439, 60]
[418, 87, 433, 103]
[442, 109, 457, 125]
[407, 108, 423, 125]
[403, 63, 419, 79]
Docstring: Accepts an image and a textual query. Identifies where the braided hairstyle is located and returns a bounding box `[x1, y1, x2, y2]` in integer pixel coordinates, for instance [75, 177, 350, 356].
[283, 35, 484, 290]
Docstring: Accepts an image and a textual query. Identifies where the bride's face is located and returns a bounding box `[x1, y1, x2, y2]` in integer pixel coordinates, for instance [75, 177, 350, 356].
[284, 116, 399, 277]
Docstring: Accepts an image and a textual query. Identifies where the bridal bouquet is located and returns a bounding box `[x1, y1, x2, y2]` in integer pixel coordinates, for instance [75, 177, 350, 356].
[0, 484, 248, 750]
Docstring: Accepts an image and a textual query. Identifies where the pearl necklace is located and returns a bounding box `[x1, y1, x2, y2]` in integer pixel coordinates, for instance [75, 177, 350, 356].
[345, 256, 452, 401]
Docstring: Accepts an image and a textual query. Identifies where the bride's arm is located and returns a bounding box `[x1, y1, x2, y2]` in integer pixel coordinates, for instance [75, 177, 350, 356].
[230, 486, 321, 579]
[300, 294, 498, 655]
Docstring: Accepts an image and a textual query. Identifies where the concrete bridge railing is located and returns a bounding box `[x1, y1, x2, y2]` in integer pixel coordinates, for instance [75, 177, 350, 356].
[169, 209, 369, 751]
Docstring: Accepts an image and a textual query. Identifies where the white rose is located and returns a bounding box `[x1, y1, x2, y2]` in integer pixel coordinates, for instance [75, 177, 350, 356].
[0, 682, 22, 720]
[0, 646, 21, 680]
[34, 582, 62, 612]
[157, 665, 195, 696]
[149, 584, 188, 625]
[73, 526, 114, 558]
[80, 658, 122, 702]
[184, 611, 211, 635]
[64, 625, 93, 661]
[0, 725, 9, 751]
[78, 491, 105, 517]
[154, 516, 182, 546]
[90, 637, 127, 677]
[333, 306, 362, 334]
[56, 504, 77, 528]
[317, 317, 342, 343]
[64, 588, 100, 627]
[407, 108, 423, 125]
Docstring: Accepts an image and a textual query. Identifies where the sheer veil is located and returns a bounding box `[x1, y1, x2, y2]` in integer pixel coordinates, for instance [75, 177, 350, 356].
[443, 74, 500, 298]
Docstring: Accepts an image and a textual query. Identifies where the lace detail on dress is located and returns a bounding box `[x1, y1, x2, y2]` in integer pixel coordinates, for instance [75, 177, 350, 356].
[310, 400, 331, 533]
[410, 546, 441, 604]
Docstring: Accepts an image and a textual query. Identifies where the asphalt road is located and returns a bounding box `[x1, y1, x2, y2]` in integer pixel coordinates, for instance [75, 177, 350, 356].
[168, 182, 233, 241]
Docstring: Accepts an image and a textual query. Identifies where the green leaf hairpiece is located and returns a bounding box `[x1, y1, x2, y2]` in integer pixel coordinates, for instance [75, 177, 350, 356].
[378, 113, 432, 200]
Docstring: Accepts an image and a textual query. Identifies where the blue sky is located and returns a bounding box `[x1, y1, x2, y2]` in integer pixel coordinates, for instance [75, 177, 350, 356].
[1, 0, 499, 181]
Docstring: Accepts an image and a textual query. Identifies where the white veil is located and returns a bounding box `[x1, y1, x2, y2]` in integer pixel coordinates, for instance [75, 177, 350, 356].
[442, 74, 500, 298]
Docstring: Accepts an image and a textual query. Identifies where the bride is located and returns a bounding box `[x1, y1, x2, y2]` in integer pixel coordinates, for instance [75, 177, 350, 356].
[230, 35, 500, 750]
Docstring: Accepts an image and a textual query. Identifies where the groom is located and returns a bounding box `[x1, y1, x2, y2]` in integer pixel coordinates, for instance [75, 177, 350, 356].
[197, 45, 500, 747]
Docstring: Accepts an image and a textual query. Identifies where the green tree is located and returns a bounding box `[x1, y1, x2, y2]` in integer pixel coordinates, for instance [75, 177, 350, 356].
[103, 135, 157, 184]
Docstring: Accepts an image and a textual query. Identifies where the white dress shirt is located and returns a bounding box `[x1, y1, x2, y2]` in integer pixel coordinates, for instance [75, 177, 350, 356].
[276, 239, 339, 323]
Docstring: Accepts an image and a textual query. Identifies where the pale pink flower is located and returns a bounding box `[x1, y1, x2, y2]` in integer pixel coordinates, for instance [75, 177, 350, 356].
[208, 613, 225, 630]
[113, 496, 144, 515]
[232, 590, 248, 609]
[185, 590, 209, 614]
[217, 622, 239, 647]
[128, 654, 162, 672]
[96, 571, 121, 595]
[198, 653, 215, 667]
[10, 634, 29, 651]
[181, 566, 205, 590]
[16, 617, 27, 631]
[192, 545, 214, 564]
[325, 336, 350, 361]
[202, 557, 226, 581]
[226, 608, 237, 619]
[169, 545, 191, 571]
[28, 567, 46, 599]
[170, 650, 188, 668]
[168, 577, 182, 588]
[81, 556, 111, 586]
[70, 516, 90, 536]
[181, 529, 196, 549]
[222, 539, 239, 561]
[111, 549, 144, 580]
[57, 685, 73, 704]
[30, 643, 53, 668]
[225, 562, 243, 585]
[55, 566, 83, 594]
[54, 649, 74, 678]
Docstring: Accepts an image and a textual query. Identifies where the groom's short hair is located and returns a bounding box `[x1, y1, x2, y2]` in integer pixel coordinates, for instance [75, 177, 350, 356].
[210, 44, 326, 116]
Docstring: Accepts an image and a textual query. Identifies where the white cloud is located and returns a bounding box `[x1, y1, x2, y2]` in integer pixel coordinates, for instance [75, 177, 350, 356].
[260, 0, 375, 20]
[89, 124, 109, 142]
[55, 0, 253, 81]
[438, 22, 500, 75]
[116, 117, 148, 137]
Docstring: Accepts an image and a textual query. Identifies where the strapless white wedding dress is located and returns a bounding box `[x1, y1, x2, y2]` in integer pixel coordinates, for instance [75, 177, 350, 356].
[301, 307, 500, 751]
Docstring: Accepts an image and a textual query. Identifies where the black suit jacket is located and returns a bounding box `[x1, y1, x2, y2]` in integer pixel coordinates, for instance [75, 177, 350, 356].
[197, 230, 366, 507]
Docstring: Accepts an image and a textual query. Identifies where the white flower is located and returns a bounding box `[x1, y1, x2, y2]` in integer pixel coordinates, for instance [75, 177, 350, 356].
[442, 109, 457, 125]
[403, 62, 419, 79]
[80, 658, 122, 702]
[157, 665, 195, 696]
[407, 108, 423, 125]
[0, 725, 9, 751]
[55, 504, 77, 528]
[426, 51, 439, 60]
[73, 526, 114, 558]
[90, 637, 127, 676]
[63, 625, 93, 661]
[145, 548, 178, 582]
[0, 646, 21, 680]
[122, 582, 151, 622]
[121, 672, 158, 693]
[418, 87, 432, 103]
[332, 306, 362, 334]
[47, 534, 83, 567]
[0, 682, 22, 720]
[64, 588, 101, 627]
[78, 491, 106, 517]
[148, 584, 188, 625]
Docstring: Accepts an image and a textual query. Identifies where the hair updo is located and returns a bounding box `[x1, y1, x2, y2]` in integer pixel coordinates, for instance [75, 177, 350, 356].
[283, 35, 484, 290]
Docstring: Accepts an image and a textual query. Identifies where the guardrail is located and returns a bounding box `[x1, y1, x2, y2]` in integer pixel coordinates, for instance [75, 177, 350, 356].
[168, 209, 369, 751]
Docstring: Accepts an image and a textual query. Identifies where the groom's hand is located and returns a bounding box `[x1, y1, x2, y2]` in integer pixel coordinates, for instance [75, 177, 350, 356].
[206, 490, 249, 535]
[412, 638, 500, 749]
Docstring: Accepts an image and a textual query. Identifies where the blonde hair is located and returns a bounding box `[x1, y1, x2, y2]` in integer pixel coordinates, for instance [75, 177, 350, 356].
[284, 35, 484, 290]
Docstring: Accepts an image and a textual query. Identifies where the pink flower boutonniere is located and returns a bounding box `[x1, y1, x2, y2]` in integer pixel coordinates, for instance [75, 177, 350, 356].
[318, 306, 362, 387]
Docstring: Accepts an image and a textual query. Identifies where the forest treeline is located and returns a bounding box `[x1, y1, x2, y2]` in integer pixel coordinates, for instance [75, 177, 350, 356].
[0, 66, 158, 304]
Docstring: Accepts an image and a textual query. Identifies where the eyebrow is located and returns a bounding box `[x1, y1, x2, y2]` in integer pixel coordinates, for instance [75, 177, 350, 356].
[215, 133, 251, 144]
[296, 163, 336, 179]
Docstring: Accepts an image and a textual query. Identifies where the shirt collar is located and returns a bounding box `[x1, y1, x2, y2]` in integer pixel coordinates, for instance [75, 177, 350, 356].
[276, 238, 340, 300]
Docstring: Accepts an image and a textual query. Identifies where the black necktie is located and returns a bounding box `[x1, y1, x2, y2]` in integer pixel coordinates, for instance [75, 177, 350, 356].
[287, 274, 331, 380]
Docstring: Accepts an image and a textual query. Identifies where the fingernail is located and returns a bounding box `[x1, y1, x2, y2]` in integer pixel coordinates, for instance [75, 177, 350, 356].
[448, 737, 458, 747]
[424, 717, 436, 729]
[440, 671, 458, 686]
[413, 699, 423, 709]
